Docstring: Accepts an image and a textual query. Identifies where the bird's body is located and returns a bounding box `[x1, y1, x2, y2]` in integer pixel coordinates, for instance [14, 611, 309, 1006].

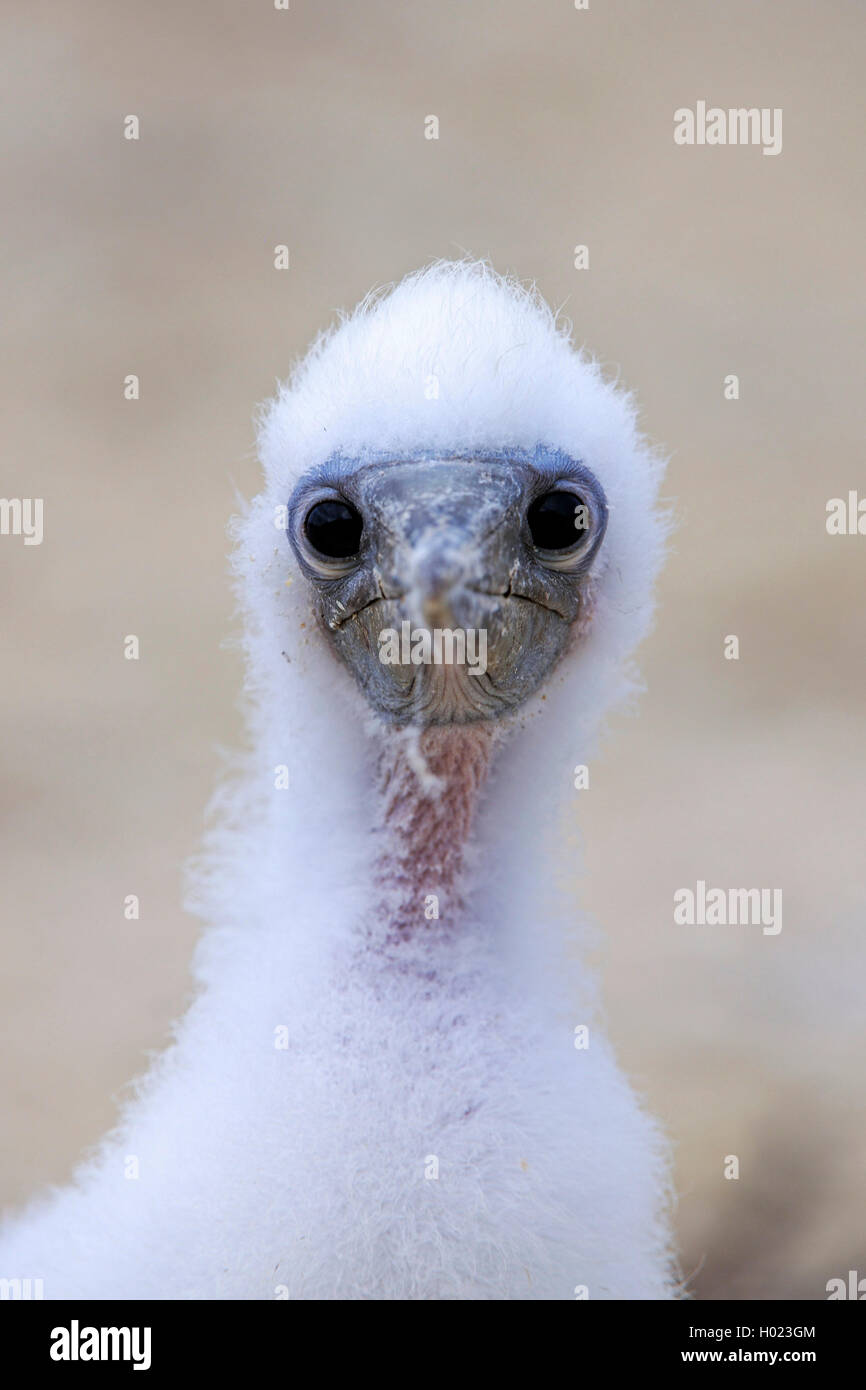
[0, 262, 676, 1299]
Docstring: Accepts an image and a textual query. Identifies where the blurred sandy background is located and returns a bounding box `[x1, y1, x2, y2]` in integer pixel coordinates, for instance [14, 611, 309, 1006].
[1, 0, 864, 1299]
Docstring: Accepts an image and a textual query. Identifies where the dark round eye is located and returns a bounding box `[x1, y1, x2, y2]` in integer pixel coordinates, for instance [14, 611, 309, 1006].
[527, 490, 588, 550]
[304, 499, 363, 558]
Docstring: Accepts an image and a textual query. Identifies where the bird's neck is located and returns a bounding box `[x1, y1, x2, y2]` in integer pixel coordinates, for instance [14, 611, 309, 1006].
[371, 724, 501, 937]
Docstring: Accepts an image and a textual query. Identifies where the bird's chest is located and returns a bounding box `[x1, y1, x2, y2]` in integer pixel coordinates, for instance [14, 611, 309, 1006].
[286, 984, 554, 1179]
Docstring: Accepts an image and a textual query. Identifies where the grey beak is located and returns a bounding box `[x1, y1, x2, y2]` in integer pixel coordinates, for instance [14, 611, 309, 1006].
[355, 457, 524, 626]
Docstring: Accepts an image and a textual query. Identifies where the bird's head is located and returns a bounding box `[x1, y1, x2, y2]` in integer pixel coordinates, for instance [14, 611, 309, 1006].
[286, 446, 607, 724]
[257, 261, 666, 734]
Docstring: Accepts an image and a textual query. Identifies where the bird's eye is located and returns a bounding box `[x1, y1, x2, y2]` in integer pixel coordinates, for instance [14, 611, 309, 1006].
[527, 490, 589, 551]
[304, 499, 363, 558]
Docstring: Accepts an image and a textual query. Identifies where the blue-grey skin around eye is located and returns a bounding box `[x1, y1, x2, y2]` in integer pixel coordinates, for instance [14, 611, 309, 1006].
[285, 445, 608, 725]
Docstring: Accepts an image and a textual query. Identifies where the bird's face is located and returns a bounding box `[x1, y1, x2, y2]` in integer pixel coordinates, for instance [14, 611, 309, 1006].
[286, 448, 608, 725]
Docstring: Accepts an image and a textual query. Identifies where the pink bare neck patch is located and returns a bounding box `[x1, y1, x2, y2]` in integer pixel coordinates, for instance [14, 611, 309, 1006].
[371, 723, 501, 938]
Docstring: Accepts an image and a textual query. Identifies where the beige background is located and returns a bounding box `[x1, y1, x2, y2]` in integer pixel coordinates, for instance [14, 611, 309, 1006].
[1, 0, 864, 1299]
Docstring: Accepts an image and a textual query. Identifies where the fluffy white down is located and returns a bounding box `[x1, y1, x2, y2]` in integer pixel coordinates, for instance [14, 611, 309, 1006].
[0, 262, 676, 1299]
